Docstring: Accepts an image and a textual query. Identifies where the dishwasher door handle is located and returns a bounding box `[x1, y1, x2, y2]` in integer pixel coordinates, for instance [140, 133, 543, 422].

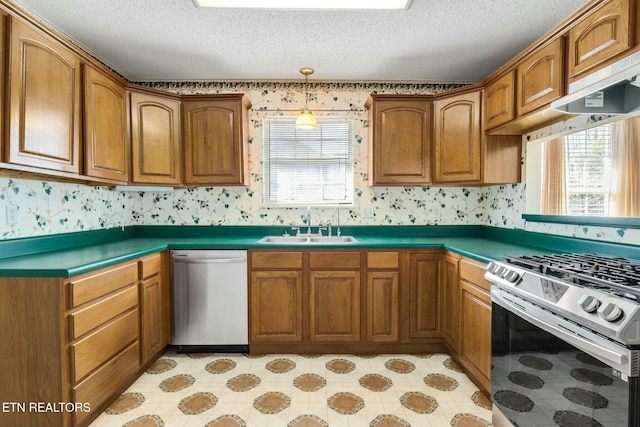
[172, 257, 246, 264]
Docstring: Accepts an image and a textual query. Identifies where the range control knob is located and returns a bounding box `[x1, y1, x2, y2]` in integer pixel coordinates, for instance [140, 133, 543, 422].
[578, 295, 601, 313]
[505, 271, 520, 283]
[598, 302, 624, 322]
[487, 263, 499, 274]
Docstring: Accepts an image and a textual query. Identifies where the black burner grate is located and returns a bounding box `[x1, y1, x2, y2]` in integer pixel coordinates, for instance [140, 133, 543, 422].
[504, 253, 640, 300]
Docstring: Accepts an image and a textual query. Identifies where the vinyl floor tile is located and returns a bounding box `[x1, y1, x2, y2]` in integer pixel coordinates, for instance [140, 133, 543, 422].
[89, 350, 492, 427]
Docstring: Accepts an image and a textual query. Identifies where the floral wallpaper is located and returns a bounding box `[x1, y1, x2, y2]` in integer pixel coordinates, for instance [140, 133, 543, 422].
[0, 80, 638, 247]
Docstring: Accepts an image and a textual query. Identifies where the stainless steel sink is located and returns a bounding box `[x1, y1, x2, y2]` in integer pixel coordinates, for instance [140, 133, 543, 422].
[258, 235, 357, 244]
[307, 236, 357, 243]
[258, 236, 309, 243]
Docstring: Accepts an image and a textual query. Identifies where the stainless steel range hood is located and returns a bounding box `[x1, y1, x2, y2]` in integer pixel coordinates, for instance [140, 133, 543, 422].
[551, 50, 640, 115]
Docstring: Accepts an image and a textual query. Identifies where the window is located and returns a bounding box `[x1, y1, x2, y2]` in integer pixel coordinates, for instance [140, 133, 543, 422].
[564, 124, 614, 216]
[263, 117, 354, 205]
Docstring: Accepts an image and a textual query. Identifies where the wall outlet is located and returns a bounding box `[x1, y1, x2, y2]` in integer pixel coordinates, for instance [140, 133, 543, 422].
[361, 207, 375, 218]
[6, 204, 18, 225]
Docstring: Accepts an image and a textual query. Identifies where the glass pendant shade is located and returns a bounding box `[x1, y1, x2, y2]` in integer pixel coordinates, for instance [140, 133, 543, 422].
[295, 67, 317, 130]
[295, 109, 317, 130]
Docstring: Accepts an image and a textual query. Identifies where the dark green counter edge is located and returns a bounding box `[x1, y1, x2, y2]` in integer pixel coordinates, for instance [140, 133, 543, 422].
[523, 214, 640, 229]
[1, 225, 639, 277]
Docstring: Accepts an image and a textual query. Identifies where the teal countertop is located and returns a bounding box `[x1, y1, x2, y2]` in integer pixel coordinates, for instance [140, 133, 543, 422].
[0, 225, 638, 277]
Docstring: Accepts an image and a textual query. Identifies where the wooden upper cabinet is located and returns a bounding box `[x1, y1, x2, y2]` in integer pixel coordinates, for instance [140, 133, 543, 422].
[433, 90, 481, 184]
[0, 14, 5, 159]
[516, 37, 564, 116]
[182, 94, 251, 186]
[568, 0, 632, 80]
[484, 71, 515, 130]
[130, 90, 182, 185]
[366, 95, 432, 185]
[84, 65, 128, 182]
[6, 17, 81, 174]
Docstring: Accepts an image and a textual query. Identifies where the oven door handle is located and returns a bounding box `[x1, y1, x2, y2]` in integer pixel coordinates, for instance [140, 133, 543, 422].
[492, 290, 628, 368]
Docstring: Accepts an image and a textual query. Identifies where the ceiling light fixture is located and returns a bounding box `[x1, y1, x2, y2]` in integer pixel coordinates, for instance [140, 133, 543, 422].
[295, 67, 317, 130]
[194, 0, 412, 10]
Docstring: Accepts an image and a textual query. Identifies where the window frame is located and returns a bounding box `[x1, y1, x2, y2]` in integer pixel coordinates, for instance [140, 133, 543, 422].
[262, 116, 355, 207]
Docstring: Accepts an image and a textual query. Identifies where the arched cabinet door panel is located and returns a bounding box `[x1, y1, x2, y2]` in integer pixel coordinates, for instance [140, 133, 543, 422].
[6, 17, 81, 174]
[433, 90, 481, 183]
[130, 90, 182, 185]
[516, 37, 564, 116]
[182, 94, 251, 185]
[366, 95, 432, 185]
[568, 0, 631, 79]
[84, 65, 128, 182]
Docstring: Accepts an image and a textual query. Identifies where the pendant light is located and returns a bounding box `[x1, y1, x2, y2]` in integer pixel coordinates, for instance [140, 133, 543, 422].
[295, 67, 317, 130]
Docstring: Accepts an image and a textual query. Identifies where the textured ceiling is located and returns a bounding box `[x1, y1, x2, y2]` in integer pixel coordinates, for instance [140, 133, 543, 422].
[12, 0, 590, 82]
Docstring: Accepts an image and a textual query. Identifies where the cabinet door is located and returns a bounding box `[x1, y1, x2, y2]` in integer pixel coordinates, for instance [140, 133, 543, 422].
[516, 38, 564, 116]
[130, 91, 182, 185]
[433, 91, 481, 183]
[84, 65, 128, 182]
[459, 280, 491, 393]
[408, 253, 441, 340]
[368, 97, 432, 185]
[141, 274, 164, 364]
[568, 0, 631, 79]
[366, 271, 399, 342]
[309, 271, 360, 341]
[6, 18, 81, 174]
[484, 71, 515, 130]
[442, 254, 460, 353]
[182, 95, 250, 185]
[250, 271, 303, 342]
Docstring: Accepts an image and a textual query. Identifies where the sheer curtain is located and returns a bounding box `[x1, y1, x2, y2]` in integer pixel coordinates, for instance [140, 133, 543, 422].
[610, 116, 640, 217]
[542, 138, 566, 215]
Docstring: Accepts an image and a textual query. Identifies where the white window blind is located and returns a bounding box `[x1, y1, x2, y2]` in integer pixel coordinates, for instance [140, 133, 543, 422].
[564, 124, 614, 216]
[263, 117, 354, 205]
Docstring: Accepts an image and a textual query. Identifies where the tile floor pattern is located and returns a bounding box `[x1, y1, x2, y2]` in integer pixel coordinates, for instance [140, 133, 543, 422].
[89, 350, 492, 427]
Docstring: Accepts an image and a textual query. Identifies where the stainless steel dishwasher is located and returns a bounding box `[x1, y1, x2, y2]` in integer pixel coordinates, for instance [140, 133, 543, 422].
[171, 250, 248, 353]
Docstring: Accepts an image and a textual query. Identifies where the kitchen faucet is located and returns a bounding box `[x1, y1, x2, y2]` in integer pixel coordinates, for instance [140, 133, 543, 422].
[306, 206, 312, 235]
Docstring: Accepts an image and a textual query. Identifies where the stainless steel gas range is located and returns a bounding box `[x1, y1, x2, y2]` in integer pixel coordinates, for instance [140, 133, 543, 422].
[485, 253, 640, 427]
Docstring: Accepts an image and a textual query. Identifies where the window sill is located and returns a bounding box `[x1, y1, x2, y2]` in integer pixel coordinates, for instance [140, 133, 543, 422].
[522, 214, 640, 229]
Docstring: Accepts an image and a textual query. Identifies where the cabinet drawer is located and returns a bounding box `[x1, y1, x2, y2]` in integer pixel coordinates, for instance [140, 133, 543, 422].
[140, 252, 162, 278]
[72, 342, 140, 426]
[71, 309, 139, 382]
[367, 251, 399, 269]
[309, 251, 361, 269]
[459, 258, 491, 292]
[69, 262, 138, 307]
[251, 251, 303, 269]
[69, 284, 138, 340]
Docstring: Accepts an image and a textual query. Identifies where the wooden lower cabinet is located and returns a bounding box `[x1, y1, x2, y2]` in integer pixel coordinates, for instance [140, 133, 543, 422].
[250, 270, 303, 342]
[248, 248, 493, 392]
[309, 270, 361, 341]
[140, 253, 169, 365]
[408, 252, 441, 340]
[442, 252, 460, 354]
[139, 253, 169, 365]
[366, 271, 399, 342]
[366, 251, 400, 343]
[249, 250, 412, 351]
[457, 257, 492, 394]
[0, 252, 169, 427]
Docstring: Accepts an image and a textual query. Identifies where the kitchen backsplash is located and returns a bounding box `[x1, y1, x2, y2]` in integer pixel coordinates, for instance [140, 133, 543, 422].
[1, 80, 638, 245]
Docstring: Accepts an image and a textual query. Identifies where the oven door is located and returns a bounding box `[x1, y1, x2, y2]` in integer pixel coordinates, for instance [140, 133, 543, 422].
[491, 287, 640, 427]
